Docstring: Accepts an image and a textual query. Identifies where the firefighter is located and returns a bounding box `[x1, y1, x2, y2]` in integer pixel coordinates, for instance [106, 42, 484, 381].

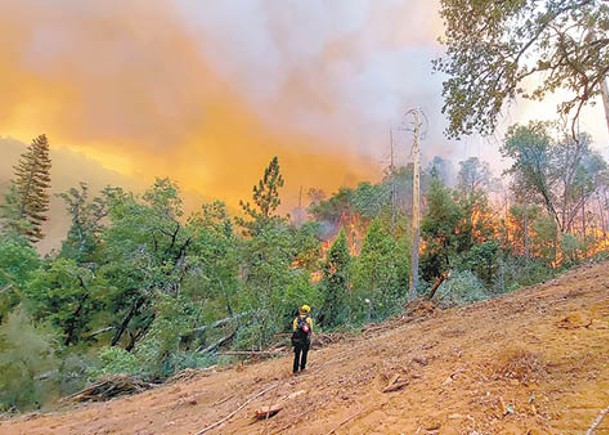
[291, 304, 313, 374]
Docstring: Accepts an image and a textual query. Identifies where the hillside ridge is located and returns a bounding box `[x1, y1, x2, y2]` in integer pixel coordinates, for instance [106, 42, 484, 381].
[3, 262, 609, 434]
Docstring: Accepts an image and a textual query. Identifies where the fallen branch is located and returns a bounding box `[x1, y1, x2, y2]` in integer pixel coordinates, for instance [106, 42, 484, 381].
[188, 312, 248, 335]
[325, 408, 370, 435]
[383, 381, 409, 393]
[586, 404, 609, 435]
[86, 326, 116, 338]
[195, 382, 279, 435]
[382, 374, 409, 393]
[254, 403, 283, 420]
[64, 375, 156, 403]
[219, 350, 285, 356]
[196, 332, 235, 354]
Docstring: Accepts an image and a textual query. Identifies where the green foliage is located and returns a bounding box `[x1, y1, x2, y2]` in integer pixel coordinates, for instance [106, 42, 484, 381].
[291, 221, 323, 272]
[134, 295, 202, 377]
[493, 256, 556, 293]
[434, 270, 489, 307]
[308, 187, 354, 226]
[461, 241, 500, 287]
[58, 183, 109, 264]
[320, 229, 351, 328]
[352, 182, 389, 221]
[93, 346, 140, 377]
[238, 223, 317, 348]
[531, 214, 559, 264]
[352, 220, 407, 322]
[435, 0, 609, 138]
[92, 296, 211, 379]
[26, 259, 102, 346]
[187, 200, 240, 319]
[561, 233, 583, 266]
[99, 179, 193, 349]
[0, 308, 58, 412]
[420, 178, 463, 281]
[0, 233, 41, 321]
[238, 156, 285, 235]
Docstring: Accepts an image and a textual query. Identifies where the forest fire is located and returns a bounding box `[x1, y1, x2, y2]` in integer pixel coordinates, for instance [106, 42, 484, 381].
[306, 214, 368, 284]
[321, 213, 367, 258]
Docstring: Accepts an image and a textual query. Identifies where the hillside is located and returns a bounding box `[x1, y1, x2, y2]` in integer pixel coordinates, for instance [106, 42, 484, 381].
[2, 262, 609, 434]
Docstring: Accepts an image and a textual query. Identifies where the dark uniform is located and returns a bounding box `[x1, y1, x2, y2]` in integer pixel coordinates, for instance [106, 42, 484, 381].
[291, 310, 313, 373]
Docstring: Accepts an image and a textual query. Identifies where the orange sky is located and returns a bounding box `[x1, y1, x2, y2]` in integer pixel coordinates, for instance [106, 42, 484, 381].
[6, 0, 603, 216]
[0, 0, 448, 211]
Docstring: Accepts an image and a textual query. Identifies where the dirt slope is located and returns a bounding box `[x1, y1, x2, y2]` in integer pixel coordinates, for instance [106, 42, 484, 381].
[3, 262, 609, 435]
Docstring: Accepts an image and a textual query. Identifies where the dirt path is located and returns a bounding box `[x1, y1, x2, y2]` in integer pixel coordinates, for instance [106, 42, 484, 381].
[2, 262, 609, 434]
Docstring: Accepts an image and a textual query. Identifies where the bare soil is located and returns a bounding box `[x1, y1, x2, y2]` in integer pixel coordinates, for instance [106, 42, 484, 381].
[3, 262, 609, 434]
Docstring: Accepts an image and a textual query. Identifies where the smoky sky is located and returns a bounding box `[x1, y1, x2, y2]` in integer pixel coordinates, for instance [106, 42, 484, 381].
[7, 0, 599, 210]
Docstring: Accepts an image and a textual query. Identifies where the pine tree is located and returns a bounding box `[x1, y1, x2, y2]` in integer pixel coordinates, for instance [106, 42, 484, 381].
[353, 220, 405, 322]
[237, 156, 285, 235]
[1, 135, 52, 242]
[320, 229, 351, 328]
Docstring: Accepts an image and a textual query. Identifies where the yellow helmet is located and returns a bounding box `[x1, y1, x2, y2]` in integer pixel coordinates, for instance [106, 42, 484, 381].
[300, 304, 311, 313]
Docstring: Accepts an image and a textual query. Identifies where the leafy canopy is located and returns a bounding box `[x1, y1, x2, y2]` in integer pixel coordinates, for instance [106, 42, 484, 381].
[435, 0, 609, 138]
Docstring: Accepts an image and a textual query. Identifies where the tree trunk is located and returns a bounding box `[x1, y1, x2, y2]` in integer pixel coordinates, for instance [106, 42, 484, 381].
[65, 293, 89, 346]
[428, 273, 448, 300]
[600, 76, 609, 138]
[598, 193, 606, 234]
[524, 204, 530, 258]
[582, 195, 587, 258]
[125, 314, 155, 352]
[409, 109, 421, 300]
[111, 295, 147, 347]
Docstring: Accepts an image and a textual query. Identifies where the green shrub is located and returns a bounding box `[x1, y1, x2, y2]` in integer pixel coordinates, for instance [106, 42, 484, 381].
[91, 346, 139, 377]
[0, 308, 58, 412]
[435, 270, 489, 307]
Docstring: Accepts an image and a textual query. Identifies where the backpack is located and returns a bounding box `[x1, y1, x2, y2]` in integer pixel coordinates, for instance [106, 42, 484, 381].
[291, 315, 311, 346]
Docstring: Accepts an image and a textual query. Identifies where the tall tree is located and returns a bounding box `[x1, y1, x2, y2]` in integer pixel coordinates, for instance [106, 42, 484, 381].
[238, 156, 285, 235]
[352, 220, 405, 322]
[435, 0, 609, 139]
[1, 135, 52, 242]
[502, 122, 608, 234]
[456, 157, 492, 198]
[320, 229, 351, 328]
[100, 179, 193, 350]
